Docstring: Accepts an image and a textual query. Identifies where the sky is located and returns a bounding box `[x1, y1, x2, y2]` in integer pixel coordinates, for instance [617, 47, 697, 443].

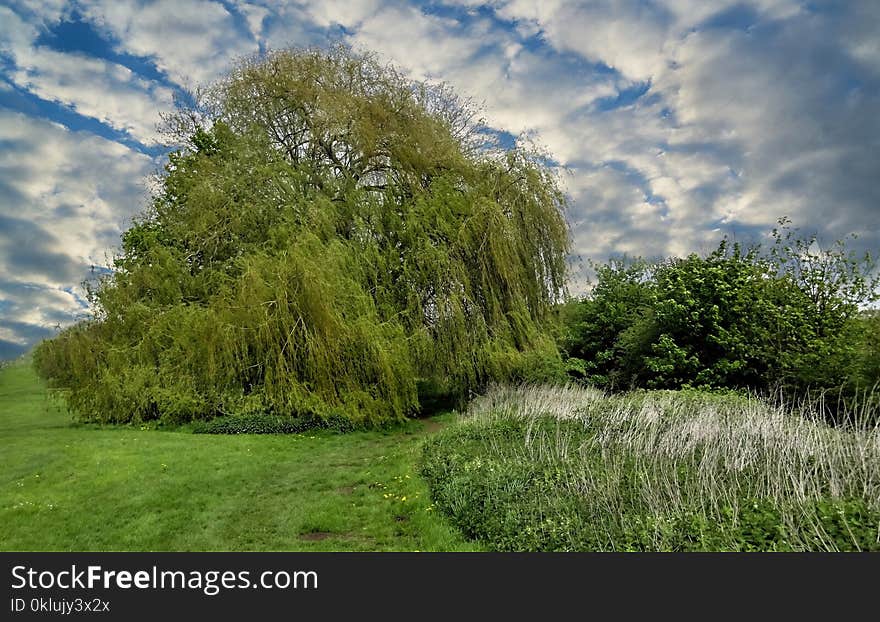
[0, 0, 878, 359]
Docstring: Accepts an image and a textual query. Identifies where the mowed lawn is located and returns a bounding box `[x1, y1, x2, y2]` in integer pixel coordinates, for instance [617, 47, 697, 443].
[0, 360, 478, 551]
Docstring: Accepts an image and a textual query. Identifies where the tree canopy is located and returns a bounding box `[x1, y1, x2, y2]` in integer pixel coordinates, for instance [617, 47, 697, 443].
[34, 46, 571, 425]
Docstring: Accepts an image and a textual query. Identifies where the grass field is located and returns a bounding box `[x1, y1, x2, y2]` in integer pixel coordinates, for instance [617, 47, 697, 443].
[0, 359, 478, 551]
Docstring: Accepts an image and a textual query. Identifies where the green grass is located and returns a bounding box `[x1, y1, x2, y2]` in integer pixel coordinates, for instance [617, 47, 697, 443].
[0, 359, 479, 551]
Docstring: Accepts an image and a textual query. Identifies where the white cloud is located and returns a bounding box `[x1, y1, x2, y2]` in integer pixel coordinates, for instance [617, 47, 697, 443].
[439, 0, 880, 264]
[299, 0, 382, 30]
[0, 110, 154, 327]
[351, 5, 487, 80]
[452, 46, 623, 147]
[345, 3, 625, 161]
[0, 282, 85, 346]
[1, 5, 175, 144]
[79, 0, 259, 85]
[234, 1, 271, 41]
[0, 6, 41, 52]
[0, 110, 154, 347]
[3, 0, 71, 23]
[9, 48, 175, 143]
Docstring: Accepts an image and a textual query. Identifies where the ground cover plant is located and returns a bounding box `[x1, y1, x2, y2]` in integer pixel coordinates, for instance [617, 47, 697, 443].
[421, 384, 880, 551]
[0, 359, 478, 551]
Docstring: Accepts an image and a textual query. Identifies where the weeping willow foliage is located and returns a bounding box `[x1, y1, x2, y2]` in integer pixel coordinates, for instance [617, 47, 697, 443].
[34, 46, 571, 425]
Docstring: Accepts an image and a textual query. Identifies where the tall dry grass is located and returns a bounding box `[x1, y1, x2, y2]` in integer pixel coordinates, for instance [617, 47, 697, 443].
[463, 384, 880, 550]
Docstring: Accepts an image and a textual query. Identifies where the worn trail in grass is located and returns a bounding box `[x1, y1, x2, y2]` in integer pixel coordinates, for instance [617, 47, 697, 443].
[0, 360, 478, 551]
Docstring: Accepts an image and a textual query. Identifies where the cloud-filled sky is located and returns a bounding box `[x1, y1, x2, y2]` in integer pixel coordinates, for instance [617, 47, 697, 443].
[0, 0, 878, 359]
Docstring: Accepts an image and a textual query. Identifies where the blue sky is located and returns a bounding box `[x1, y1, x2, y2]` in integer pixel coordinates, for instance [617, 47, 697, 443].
[0, 0, 878, 358]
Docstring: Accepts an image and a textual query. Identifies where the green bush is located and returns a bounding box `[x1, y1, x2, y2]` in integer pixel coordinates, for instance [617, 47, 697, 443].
[849, 312, 880, 394]
[562, 222, 879, 408]
[192, 412, 358, 434]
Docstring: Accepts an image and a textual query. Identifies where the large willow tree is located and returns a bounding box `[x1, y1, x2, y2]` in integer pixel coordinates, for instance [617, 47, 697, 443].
[34, 46, 571, 425]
